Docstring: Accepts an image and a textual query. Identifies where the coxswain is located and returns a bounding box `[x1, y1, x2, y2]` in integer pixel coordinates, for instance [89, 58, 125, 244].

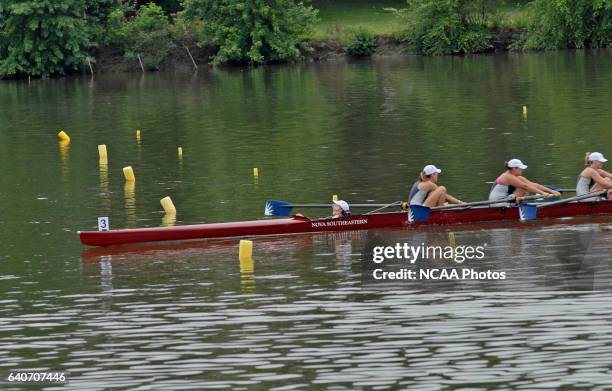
[332, 200, 351, 218]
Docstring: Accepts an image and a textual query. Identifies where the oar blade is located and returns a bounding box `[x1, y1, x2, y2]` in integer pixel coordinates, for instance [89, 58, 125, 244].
[518, 204, 538, 222]
[264, 200, 293, 217]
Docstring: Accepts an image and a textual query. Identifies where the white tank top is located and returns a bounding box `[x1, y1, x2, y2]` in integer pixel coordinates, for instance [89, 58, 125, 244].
[409, 181, 429, 206]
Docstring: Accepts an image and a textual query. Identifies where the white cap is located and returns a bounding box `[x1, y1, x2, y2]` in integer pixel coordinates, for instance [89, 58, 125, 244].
[423, 165, 442, 176]
[332, 200, 350, 212]
[507, 159, 528, 170]
[588, 152, 608, 163]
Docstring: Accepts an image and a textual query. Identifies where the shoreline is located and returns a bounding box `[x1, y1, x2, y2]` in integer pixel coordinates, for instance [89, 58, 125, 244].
[77, 30, 523, 75]
[6, 28, 609, 80]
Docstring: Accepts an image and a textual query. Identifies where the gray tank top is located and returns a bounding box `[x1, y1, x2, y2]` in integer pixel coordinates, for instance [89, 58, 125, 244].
[489, 183, 511, 202]
[576, 175, 602, 201]
[576, 176, 593, 196]
[409, 181, 429, 206]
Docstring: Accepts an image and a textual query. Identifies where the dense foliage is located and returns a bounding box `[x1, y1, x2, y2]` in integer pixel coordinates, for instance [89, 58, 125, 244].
[345, 29, 377, 56]
[106, 3, 175, 70]
[391, 0, 493, 55]
[0, 0, 610, 78]
[520, 0, 611, 50]
[0, 0, 117, 77]
[145, 0, 182, 14]
[182, 0, 318, 65]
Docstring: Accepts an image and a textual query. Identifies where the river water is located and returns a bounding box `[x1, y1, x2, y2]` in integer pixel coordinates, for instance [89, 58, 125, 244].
[0, 51, 611, 389]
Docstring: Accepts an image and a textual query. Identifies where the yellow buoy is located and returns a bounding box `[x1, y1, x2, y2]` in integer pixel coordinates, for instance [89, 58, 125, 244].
[239, 240, 253, 262]
[99, 160, 108, 181]
[240, 256, 254, 274]
[522, 105, 528, 117]
[124, 181, 135, 196]
[333, 194, 338, 201]
[162, 213, 177, 227]
[178, 147, 183, 158]
[98, 144, 108, 162]
[124, 181, 136, 225]
[136, 129, 141, 142]
[253, 167, 259, 177]
[58, 130, 71, 142]
[160, 196, 177, 215]
[59, 140, 70, 176]
[123, 166, 135, 182]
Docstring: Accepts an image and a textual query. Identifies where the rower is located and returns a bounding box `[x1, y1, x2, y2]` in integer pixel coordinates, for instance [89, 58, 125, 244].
[489, 158, 559, 204]
[332, 200, 351, 218]
[408, 165, 463, 207]
[576, 152, 612, 200]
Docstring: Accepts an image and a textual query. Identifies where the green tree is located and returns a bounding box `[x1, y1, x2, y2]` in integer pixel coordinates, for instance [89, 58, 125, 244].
[104, 3, 175, 70]
[0, 0, 116, 78]
[126, 3, 175, 69]
[131, 0, 182, 14]
[390, 0, 493, 55]
[345, 28, 377, 57]
[149, 0, 182, 14]
[520, 0, 611, 50]
[182, 0, 318, 65]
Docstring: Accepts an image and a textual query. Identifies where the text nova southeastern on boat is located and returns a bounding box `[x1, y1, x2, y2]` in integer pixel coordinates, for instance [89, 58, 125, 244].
[311, 218, 368, 228]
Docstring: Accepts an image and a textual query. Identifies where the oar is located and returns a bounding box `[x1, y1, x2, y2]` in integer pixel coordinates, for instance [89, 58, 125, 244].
[545, 185, 576, 193]
[433, 193, 549, 211]
[264, 200, 404, 217]
[433, 198, 514, 211]
[366, 201, 403, 215]
[485, 183, 576, 194]
[408, 193, 552, 223]
[518, 190, 608, 222]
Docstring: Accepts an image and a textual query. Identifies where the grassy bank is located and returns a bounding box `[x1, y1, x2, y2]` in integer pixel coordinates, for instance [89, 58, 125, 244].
[312, 0, 532, 41]
[311, 0, 406, 40]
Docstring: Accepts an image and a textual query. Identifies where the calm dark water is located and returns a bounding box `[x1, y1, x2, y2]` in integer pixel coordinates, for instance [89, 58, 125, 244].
[0, 51, 611, 389]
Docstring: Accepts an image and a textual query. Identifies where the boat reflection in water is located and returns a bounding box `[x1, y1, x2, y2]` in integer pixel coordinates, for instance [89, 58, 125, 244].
[82, 216, 611, 292]
[361, 219, 612, 293]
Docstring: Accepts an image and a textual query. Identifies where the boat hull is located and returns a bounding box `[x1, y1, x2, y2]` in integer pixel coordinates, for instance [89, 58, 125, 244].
[79, 201, 612, 247]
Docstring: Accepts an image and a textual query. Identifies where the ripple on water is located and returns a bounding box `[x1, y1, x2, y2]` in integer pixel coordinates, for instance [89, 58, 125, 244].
[2, 227, 612, 389]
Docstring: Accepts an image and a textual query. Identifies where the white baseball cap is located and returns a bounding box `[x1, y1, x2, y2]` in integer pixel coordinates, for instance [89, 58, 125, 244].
[507, 159, 528, 169]
[588, 152, 608, 163]
[423, 165, 442, 176]
[332, 200, 350, 212]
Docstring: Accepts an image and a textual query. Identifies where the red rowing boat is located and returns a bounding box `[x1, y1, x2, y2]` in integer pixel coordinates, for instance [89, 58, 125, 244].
[79, 200, 612, 247]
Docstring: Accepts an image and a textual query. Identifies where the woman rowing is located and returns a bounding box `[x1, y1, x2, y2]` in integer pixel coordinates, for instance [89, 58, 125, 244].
[577, 152, 612, 200]
[489, 158, 559, 203]
[409, 165, 464, 207]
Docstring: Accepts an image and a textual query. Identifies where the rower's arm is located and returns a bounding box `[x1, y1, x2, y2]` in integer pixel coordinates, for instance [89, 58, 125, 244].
[507, 176, 546, 194]
[517, 177, 558, 195]
[534, 182, 558, 195]
[591, 170, 612, 188]
[597, 169, 612, 180]
[419, 181, 438, 192]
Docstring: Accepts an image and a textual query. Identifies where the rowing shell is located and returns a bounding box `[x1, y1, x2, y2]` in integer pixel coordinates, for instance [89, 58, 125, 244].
[79, 200, 612, 247]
